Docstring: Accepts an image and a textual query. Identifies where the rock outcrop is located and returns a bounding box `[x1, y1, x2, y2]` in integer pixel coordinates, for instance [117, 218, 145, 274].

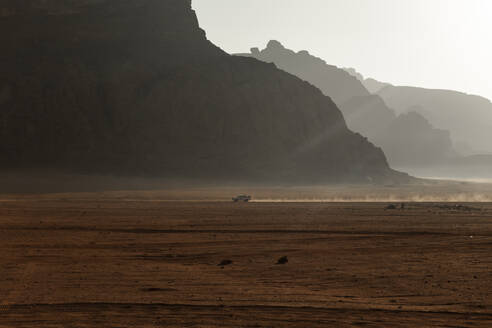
[0, 0, 405, 183]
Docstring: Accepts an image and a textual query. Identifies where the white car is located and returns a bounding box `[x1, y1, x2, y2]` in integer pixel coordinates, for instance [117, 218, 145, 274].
[232, 195, 252, 202]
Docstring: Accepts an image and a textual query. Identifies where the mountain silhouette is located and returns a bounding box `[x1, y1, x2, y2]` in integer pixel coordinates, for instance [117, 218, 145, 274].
[0, 1, 406, 183]
[344, 68, 390, 94]
[241, 41, 455, 167]
[378, 86, 492, 155]
[379, 111, 455, 166]
[239, 41, 370, 106]
[346, 68, 492, 155]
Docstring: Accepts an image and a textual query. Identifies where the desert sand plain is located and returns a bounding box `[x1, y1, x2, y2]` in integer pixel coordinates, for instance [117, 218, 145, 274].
[1, 184, 492, 327]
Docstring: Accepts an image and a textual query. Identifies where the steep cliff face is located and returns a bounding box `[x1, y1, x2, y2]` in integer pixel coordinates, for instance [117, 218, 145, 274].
[0, 0, 403, 183]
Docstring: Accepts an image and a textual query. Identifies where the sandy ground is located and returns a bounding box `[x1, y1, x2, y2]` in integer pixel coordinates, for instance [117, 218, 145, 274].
[1, 195, 492, 327]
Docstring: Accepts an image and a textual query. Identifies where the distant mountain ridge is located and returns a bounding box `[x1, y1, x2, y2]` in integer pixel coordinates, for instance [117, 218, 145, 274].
[0, 1, 405, 184]
[239, 40, 370, 106]
[343, 68, 390, 94]
[239, 41, 456, 167]
[345, 68, 492, 155]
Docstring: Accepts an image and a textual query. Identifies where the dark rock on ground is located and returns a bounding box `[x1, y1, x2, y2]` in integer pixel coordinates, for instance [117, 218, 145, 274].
[277, 256, 289, 265]
[218, 260, 233, 266]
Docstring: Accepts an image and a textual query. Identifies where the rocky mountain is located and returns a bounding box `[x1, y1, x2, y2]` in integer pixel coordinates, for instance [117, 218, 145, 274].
[378, 111, 454, 166]
[341, 99, 455, 167]
[239, 41, 370, 106]
[339, 95, 396, 142]
[377, 86, 492, 155]
[344, 68, 390, 94]
[0, 0, 404, 183]
[240, 41, 455, 167]
[345, 68, 492, 155]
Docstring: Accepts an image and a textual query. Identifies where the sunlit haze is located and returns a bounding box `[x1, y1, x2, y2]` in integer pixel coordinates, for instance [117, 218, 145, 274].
[193, 0, 492, 100]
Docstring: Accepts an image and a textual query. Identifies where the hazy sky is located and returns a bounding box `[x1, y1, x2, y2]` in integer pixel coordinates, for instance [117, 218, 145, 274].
[193, 0, 492, 100]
